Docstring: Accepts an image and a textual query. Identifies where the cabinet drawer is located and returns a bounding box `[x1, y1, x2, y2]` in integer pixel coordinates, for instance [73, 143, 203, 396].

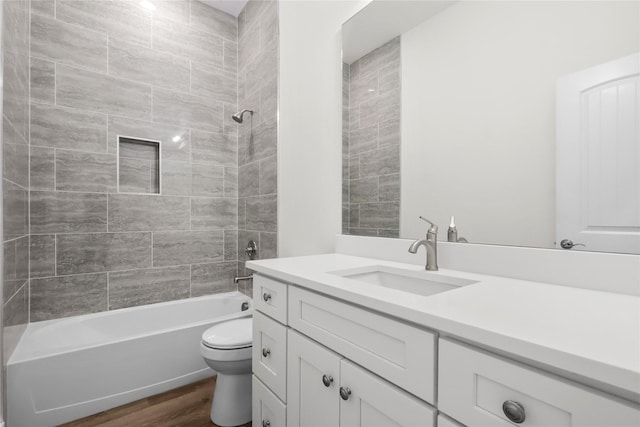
[254, 274, 288, 324]
[288, 285, 436, 403]
[253, 311, 287, 401]
[439, 338, 640, 427]
[253, 375, 286, 427]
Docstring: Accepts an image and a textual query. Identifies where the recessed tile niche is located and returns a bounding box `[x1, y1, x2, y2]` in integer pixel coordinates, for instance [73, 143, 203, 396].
[117, 136, 161, 194]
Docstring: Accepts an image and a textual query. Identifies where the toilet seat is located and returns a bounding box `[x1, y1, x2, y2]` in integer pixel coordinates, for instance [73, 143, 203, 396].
[202, 317, 252, 350]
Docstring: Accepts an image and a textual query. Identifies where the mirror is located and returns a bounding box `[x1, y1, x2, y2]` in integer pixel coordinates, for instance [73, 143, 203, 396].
[342, 0, 640, 254]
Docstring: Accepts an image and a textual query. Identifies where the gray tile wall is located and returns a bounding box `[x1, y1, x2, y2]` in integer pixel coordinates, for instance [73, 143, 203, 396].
[27, 0, 242, 321]
[237, 0, 278, 297]
[3, 0, 30, 365]
[343, 37, 401, 238]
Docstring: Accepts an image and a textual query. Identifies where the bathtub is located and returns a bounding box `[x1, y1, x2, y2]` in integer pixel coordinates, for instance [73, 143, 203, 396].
[7, 291, 251, 427]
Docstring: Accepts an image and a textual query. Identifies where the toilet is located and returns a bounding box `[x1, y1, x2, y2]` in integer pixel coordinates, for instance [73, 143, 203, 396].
[200, 317, 252, 427]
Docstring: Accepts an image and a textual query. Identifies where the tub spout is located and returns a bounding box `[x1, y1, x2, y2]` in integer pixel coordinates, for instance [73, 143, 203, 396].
[234, 275, 253, 284]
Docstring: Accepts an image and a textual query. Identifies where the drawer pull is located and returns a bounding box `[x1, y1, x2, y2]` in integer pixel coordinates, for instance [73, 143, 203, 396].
[340, 386, 352, 401]
[262, 420, 270, 427]
[263, 293, 272, 302]
[322, 375, 334, 387]
[262, 348, 271, 357]
[502, 400, 526, 424]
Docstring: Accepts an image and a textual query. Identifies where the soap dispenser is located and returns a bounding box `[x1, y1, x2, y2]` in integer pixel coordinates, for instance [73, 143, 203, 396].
[447, 216, 458, 242]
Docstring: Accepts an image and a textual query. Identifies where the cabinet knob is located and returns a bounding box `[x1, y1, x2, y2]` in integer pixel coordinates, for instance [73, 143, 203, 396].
[262, 293, 272, 302]
[339, 386, 351, 401]
[262, 420, 270, 427]
[322, 374, 334, 387]
[262, 348, 271, 357]
[502, 400, 526, 423]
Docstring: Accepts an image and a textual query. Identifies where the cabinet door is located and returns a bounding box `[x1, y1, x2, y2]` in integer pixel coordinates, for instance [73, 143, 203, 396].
[253, 375, 286, 427]
[287, 330, 341, 427]
[340, 360, 435, 427]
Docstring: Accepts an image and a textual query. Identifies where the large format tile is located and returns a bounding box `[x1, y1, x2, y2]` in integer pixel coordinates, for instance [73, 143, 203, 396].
[30, 103, 108, 152]
[224, 40, 238, 73]
[3, 237, 28, 299]
[109, 266, 190, 310]
[191, 129, 236, 166]
[153, 88, 223, 133]
[107, 116, 190, 162]
[192, 164, 224, 197]
[3, 139, 29, 188]
[109, 38, 190, 93]
[350, 177, 379, 204]
[30, 191, 108, 234]
[57, 232, 152, 275]
[30, 146, 55, 191]
[161, 160, 191, 196]
[238, 162, 259, 197]
[56, 0, 152, 47]
[152, 231, 224, 266]
[260, 231, 277, 259]
[379, 173, 400, 202]
[191, 198, 237, 230]
[190, 262, 237, 297]
[259, 156, 277, 195]
[349, 125, 377, 156]
[359, 146, 400, 177]
[31, 13, 108, 72]
[3, 57, 29, 141]
[30, 273, 108, 321]
[56, 150, 116, 192]
[152, 17, 223, 68]
[191, 62, 237, 105]
[245, 194, 277, 232]
[224, 167, 238, 198]
[31, 0, 55, 17]
[190, 0, 237, 41]
[56, 65, 152, 120]
[108, 194, 189, 232]
[359, 202, 400, 229]
[30, 57, 55, 104]
[4, 285, 28, 328]
[119, 157, 154, 194]
[30, 234, 56, 278]
[224, 230, 238, 261]
[3, 179, 28, 240]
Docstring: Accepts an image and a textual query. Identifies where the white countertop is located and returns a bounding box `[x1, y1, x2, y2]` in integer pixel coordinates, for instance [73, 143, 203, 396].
[247, 253, 640, 403]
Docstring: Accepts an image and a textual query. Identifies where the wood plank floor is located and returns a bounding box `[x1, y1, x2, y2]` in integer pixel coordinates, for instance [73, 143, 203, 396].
[60, 377, 252, 427]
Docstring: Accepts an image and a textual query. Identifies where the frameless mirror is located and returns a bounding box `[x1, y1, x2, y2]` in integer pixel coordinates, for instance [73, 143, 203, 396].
[342, 0, 640, 254]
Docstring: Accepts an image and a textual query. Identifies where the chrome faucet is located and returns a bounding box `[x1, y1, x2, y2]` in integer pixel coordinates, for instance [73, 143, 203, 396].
[408, 216, 438, 271]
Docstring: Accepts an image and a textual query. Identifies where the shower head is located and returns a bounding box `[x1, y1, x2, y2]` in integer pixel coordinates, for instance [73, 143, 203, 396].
[232, 109, 254, 123]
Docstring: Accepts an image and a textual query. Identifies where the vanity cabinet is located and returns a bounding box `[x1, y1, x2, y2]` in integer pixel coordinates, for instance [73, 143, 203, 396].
[439, 339, 640, 427]
[253, 272, 640, 427]
[287, 329, 435, 427]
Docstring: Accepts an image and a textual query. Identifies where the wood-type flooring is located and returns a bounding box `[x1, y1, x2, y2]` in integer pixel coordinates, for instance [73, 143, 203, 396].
[59, 377, 251, 427]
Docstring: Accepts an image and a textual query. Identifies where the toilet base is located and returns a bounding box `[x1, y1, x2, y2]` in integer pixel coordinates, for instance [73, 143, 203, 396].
[210, 373, 252, 427]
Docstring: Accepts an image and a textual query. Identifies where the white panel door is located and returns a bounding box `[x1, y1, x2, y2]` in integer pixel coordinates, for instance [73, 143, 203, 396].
[286, 329, 341, 427]
[339, 360, 435, 427]
[557, 53, 640, 254]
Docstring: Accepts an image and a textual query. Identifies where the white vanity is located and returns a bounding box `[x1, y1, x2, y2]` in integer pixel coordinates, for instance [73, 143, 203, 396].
[249, 236, 640, 427]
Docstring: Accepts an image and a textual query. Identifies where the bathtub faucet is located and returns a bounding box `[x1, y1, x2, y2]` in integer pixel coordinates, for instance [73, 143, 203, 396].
[234, 275, 253, 284]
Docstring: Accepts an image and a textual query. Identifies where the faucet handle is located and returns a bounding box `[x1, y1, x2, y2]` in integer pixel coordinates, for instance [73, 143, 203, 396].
[418, 216, 438, 233]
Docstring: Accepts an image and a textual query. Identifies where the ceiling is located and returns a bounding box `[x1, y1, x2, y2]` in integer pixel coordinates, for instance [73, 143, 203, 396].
[198, 0, 249, 17]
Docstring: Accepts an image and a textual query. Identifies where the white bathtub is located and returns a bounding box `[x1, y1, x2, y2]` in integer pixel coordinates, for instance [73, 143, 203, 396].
[7, 291, 251, 427]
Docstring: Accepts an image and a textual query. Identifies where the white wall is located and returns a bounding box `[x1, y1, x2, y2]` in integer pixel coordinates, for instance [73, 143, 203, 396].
[401, 1, 639, 247]
[278, 0, 369, 257]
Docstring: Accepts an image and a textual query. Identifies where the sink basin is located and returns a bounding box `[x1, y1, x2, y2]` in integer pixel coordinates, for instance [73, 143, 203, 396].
[330, 266, 478, 297]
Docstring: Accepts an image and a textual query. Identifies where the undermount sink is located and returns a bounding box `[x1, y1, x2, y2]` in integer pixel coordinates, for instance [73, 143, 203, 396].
[330, 266, 479, 297]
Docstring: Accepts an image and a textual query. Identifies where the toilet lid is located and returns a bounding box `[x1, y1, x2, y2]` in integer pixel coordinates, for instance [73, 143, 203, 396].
[202, 318, 252, 349]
